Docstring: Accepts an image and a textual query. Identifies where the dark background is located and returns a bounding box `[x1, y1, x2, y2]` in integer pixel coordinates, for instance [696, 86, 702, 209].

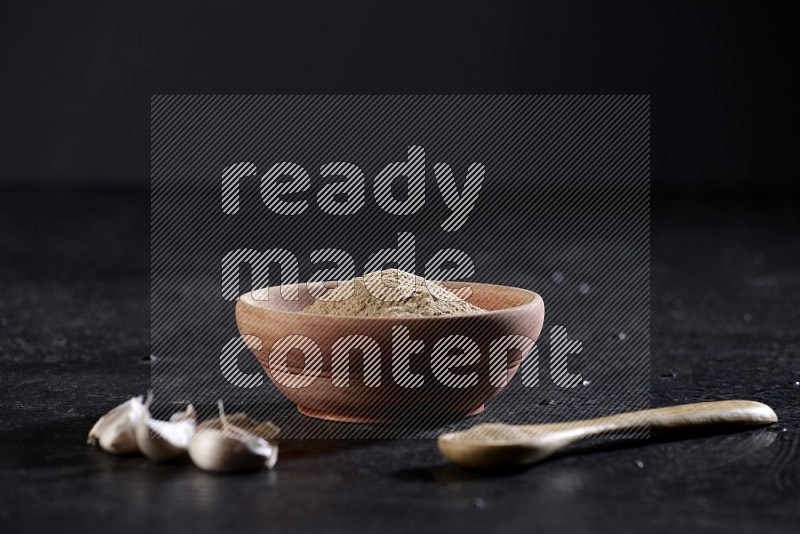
[0, 0, 797, 193]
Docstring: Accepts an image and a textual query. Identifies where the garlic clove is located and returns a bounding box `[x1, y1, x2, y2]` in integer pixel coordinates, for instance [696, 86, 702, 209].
[136, 404, 197, 461]
[189, 401, 278, 473]
[196, 412, 280, 440]
[189, 429, 278, 473]
[87, 395, 147, 454]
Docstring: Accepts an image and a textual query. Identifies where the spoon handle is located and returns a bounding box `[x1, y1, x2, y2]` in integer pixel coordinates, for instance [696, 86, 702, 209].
[529, 400, 777, 436]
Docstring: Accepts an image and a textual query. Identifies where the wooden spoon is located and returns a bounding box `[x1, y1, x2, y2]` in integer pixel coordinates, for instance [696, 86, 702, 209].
[437, 400, 777, 469]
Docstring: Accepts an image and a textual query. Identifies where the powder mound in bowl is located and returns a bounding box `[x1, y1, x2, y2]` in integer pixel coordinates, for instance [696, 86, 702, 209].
[302, 269, 485, 317]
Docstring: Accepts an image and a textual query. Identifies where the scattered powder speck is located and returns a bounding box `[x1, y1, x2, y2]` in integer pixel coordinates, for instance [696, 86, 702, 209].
[302, 269, 485, 317]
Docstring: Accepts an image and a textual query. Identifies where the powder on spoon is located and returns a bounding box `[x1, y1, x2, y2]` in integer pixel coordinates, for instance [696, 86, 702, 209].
[302, 268, 485, 317]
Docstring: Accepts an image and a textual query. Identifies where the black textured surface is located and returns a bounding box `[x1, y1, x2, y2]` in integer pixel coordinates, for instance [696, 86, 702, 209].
[1, 188, 799, 533]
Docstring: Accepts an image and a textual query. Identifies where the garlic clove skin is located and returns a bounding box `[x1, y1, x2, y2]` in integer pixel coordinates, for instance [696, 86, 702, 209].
[189, 428, 278, 473]
[135, 404, 196, 462]
[189, 401, 278, 473]
[196, 412, 280, 441]
[87, 396, 147, 455]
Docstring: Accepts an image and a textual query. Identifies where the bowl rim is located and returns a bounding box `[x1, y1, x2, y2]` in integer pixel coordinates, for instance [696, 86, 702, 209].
[237, 281, 542, 322]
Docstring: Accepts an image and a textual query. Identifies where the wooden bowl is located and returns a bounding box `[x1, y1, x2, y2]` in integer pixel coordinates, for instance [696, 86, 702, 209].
[235, 282, 544, 423]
